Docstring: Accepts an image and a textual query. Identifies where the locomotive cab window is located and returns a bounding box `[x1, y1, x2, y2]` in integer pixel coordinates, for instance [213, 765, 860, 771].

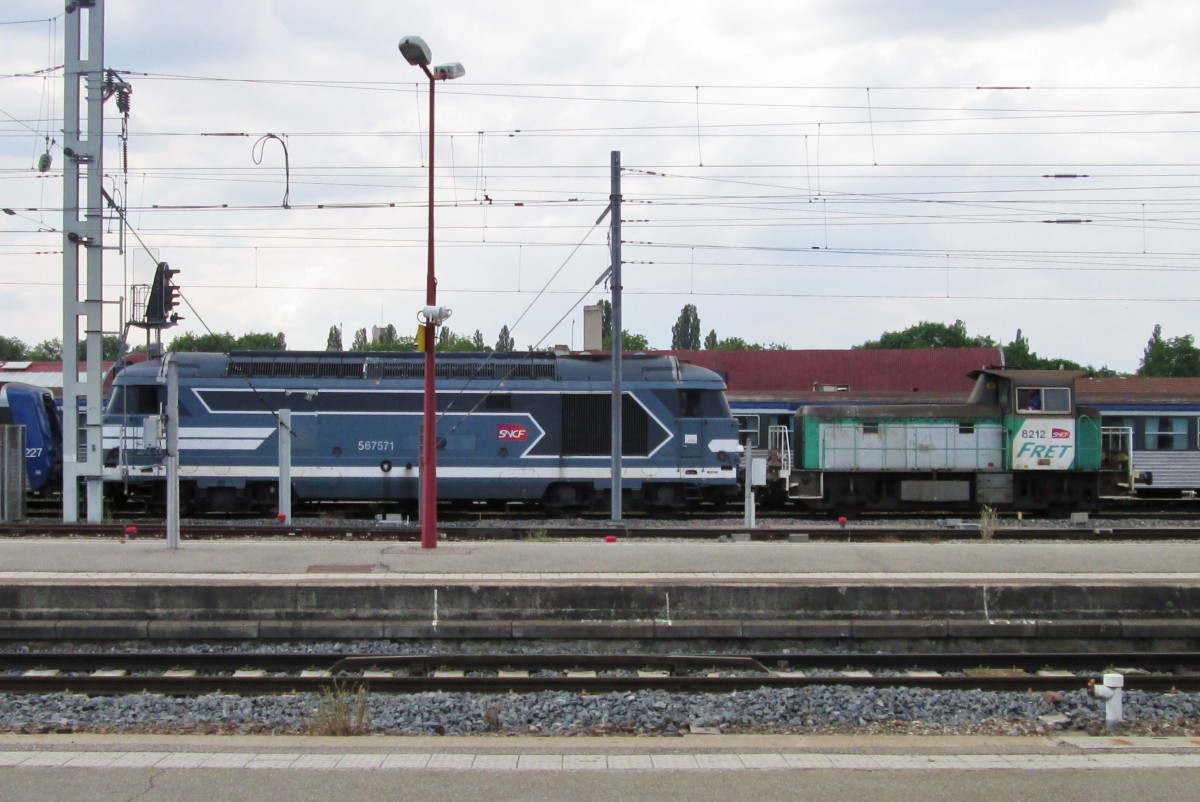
[678, 389, 730, 418]
[1017, 386, 1070, 413]
[106, 385, 162, 415]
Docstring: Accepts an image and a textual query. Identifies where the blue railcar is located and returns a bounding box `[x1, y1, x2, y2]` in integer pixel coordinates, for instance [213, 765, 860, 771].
[0, 382, 64, 494]
[101, 351, 742, 513]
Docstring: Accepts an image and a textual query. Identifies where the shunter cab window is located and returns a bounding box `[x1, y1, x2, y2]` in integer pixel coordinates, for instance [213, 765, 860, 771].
[1016, 386, 1070, 414]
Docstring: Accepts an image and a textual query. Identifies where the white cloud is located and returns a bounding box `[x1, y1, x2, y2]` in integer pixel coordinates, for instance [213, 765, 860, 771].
[1, 0, 1198, 371]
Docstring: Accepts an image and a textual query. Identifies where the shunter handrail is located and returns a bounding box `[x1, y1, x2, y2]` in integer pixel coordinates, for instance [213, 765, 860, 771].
[768, 424, 792, 475]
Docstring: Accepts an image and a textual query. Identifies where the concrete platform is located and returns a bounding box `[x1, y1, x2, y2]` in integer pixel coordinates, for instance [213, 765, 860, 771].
[2, 538, 1200, 642]
[6, 734, 1200, 802]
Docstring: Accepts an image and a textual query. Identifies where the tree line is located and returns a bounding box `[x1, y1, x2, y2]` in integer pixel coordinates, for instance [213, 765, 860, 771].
[4, 308, 1196, 377]
[852, 318, 1199, 378]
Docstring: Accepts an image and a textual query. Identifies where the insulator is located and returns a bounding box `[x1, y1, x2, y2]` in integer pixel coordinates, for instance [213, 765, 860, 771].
[37, 152, 52, 173]
[116, 87, 132, 114]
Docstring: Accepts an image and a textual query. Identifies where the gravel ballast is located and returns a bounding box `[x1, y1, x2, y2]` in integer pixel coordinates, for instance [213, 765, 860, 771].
[2, 686, 1198, 737]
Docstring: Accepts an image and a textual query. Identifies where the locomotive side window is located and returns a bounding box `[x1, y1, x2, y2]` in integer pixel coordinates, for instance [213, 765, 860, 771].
[1017, 386, 1070, 413]
[485, 393, 512, 410]
[862, 421, 880, 435]
[1144, 417, 1189, 451]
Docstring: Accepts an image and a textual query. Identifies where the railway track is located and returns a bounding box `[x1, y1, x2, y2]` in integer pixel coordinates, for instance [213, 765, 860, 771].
[3, 651, 1198, 696]
[2, 520, 1199, 541]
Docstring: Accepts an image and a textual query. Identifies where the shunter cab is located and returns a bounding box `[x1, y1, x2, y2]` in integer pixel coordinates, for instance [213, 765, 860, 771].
[782, 368, 1127, 511]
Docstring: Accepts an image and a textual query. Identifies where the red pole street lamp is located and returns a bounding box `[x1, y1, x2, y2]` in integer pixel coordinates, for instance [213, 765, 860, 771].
[399, 35, 465, 549]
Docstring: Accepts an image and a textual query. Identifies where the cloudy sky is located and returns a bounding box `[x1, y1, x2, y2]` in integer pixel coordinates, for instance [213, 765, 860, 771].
[2, 0, 1198, 372]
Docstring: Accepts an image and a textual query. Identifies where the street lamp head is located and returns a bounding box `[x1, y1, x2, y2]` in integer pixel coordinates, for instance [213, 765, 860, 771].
[398, 35, 432, 67]
[432, 63, 466, 81]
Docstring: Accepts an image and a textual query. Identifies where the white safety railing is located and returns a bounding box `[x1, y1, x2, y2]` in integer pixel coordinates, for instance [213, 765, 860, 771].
[768, 424, 792, 475]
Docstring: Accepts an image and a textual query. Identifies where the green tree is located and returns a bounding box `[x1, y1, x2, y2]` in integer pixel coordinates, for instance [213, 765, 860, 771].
[598, 300, 612, 343]
[1139, 325, 1200, 376]
[670, 303, 702, 350]
[495, 325, 515, 352]
[703, 330, 718, 350]
[1000, 329, 1080, 371]
[436, 326, 476, 352]
[471, 329, 487, 350]
[0, 336, 27, 360]
[856, 319, 995, 349]
[168, 331, 237, 353]
[711, 336, 762, 351]
[69, 336, 123, 360]
[602, 330, 651, 351]
[350, 328, 369, 351]
[28, 338, 62, 361]
[379, 324, 400, 347]
[235, 332, 286, 350]
[326, 325, 343, 351]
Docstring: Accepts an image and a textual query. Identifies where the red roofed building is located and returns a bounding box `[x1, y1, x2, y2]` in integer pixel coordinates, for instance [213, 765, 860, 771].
[1078, 376, 1200, 406]
[660, 348, 1004, 404]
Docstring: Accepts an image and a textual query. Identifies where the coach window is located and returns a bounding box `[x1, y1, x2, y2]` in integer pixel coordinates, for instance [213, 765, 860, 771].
[735, 414, 760, 448]
[1144, 417, 1189, 451]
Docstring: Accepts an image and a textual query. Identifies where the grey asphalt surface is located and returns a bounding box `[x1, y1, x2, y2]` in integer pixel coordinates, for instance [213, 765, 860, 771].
[3, 735, 1199, 802]
[3, 538, 1200, 578]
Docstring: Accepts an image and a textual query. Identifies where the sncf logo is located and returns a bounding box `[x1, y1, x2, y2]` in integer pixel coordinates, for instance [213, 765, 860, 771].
[1051, 428, 1070, 439]
[497, 424, 528, 441]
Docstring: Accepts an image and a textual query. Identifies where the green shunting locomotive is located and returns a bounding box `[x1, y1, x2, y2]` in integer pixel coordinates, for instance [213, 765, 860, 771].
[779, 369, 1132, 511]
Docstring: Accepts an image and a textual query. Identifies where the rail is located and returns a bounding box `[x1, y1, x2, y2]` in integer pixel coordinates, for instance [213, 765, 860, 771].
[2, 651, 1196, 696]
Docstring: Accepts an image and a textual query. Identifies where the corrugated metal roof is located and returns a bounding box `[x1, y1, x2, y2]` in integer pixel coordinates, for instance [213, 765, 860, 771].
[0, 361, 117, 396]
[660, 348, 1004, 394]
[1078, 376, 1200, 403]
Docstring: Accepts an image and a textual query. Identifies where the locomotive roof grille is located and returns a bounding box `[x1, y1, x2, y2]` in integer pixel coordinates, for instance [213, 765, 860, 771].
[364, 360, 555, 381]
[130, 352, 707, 384]
[225, 351, 558, 381]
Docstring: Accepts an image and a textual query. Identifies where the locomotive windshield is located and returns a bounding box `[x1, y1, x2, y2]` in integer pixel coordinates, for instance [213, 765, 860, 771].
[677, 389, 731, 418]
[106, 385, 162, 415]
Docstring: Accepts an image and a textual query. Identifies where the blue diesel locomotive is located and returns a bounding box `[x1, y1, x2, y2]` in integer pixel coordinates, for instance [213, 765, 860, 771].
[0, 382, 64, 494]
[773, 369, 1130, 511]
[101, 351, 742, 513]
